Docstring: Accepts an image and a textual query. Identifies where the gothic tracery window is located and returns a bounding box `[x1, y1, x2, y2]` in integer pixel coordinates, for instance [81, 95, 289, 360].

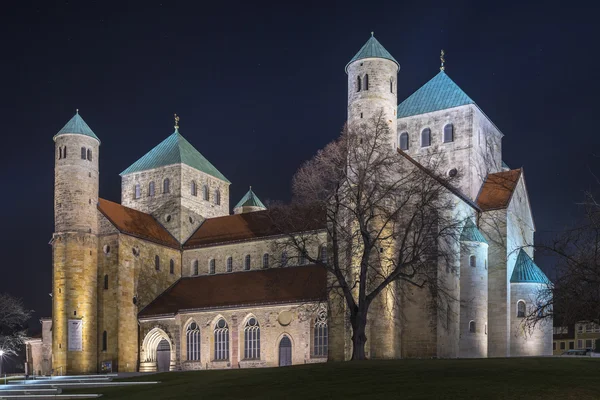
[244, 317, 260, 360]
[313, 309, 328, 357]
[186, 322, 200, 361]
[214, 319, 229, 361]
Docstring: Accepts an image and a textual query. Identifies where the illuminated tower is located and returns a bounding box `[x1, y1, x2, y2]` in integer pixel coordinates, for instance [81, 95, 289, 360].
[346, 33, 399, 149]
[52, 111, 100, 374]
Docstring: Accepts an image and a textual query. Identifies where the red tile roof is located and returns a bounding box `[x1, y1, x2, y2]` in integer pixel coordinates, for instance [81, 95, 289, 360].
[184, 209, 325, 249]
[97, 198, 180, 248]
[139, 265, 327, 317]
[476, 169, 522, 211]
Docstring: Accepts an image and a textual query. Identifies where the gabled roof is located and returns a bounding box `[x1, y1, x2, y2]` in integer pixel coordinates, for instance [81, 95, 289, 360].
[54, 112, 100, 143]
[234, 187, 266, 209]
[184, 208, 326, 249]
[397, 71, 475, 119]
[460, 218, 488, 244]
[511, 249, 550, 284]
[139, 265, 327, 317]
[476, 169, 522, 211]
[345, 34, 399, 72]
[97, 198, 180, 248]
[120, 130, 230, 183]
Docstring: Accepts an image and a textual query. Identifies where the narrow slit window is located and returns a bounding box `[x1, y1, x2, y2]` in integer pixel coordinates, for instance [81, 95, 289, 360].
[364, 74, 369, 90]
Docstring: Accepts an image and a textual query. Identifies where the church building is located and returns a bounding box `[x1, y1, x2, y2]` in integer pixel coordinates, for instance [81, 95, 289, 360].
[25, 34, 552, 375]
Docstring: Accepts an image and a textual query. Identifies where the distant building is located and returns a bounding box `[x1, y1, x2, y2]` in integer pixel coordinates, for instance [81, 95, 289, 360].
[26, 34, 551, 375]
[553, 323, 600, 354]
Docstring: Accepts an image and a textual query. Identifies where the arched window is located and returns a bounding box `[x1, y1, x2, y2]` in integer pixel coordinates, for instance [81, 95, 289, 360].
[149, 181, 155, 197]
[58, 147, 63, 159]
[63, 147, 67, 158]
[87, 148, 92, 161]
[163, 178, 170, 194]
[262, 253, 269, 269]
[186, 322, 200, 361]
[226, 257, 233, 272]
[469, 320, 476, 333]
[244, 255, 251, 271]
[103, 275, 108, 290]
[281, 251, 288, 267]
[390, 77, 394, 93]
[469, 255, 476, 268]
[192, 259, 199, 276]
[209, 259, 216, 274]
[214, 319, 229, 361]
[517, 300, 526, 318]
[81, 147, 86, 159]
[244, 317, 260, 360]
[320, 245, 327, 264]
[443, 124, 454, 143]
[155, 255, 160, 271]
[313, 310, 328, 357]
[399, 132, 409, 150]
[421, 128, 431, 147]
[134, 184, 141, 199]
[170, 259, 175, 274]
[215, 190, 221, 205]
[203, 185, 209, 201]
[357, 76, 362, 92]
[102, 331, 107, 351]
[191, 181, 197, 196]
[364, 74, 369, 90]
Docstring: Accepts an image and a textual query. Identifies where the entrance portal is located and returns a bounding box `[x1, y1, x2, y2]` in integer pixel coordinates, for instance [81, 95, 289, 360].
[156, 339, 171, 372]
[279, 336, 292, 367]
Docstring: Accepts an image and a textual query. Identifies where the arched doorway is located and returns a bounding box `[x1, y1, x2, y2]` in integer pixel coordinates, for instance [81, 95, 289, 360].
[156, 339, 171, 372]
[279, 336, 292, 367]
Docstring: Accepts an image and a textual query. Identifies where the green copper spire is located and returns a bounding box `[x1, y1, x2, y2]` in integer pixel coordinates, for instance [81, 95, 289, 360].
[54, 110, 100, 143]
[510, 249, 551, 284]
[345, 33, 399, 73]
[460, 218, 488, 244]
[234, 187, 266, 209]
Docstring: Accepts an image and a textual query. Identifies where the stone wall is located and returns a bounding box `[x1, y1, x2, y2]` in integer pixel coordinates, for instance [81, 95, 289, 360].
[139, 302, 326, 370]
[510, 283, 552, 356]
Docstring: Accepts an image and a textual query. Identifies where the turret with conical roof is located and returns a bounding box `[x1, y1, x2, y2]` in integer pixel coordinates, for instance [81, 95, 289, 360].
[233, 187, 266, 214]
[346, 33, 399, 149]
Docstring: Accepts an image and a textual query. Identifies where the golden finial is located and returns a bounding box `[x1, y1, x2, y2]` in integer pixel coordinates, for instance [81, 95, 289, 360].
[76, 108, 79, 114]
[440, 49, 446, 71]
[371, 31, 374, 37]
[174, 113, 180, 130]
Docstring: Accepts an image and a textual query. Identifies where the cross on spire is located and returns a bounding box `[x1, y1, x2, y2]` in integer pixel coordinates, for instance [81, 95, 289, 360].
[440, 49, 446, 71]
[174, 113, 180, 130]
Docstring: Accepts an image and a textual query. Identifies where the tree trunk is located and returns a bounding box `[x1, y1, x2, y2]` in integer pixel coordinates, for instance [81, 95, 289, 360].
[350, 312, 368, 360]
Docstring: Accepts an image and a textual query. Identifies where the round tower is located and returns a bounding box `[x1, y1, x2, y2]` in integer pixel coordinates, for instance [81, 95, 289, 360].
[52, 110, 100, 374]
[233, 187, 266, 214]
[458, 218, 489, 358]
[346, 33, 399, 149]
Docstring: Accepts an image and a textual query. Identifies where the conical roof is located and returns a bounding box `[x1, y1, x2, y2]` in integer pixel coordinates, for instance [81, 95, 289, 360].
[120, 130, 230, 183]
[397, 71, 475, 118]
[345, 34, 399, 73]
[460, 218, 488, 244]
[510, 249, 551, 284]
[234, 187, 266, 209]
[54, 111, 100, 143]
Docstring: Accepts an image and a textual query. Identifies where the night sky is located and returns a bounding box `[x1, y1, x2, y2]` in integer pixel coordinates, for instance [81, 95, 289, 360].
[1, 1, 599, 329]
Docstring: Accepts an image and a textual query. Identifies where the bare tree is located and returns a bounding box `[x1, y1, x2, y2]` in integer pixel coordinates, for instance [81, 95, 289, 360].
[0, 293, 31, 356]
[269, 111, 469, 360]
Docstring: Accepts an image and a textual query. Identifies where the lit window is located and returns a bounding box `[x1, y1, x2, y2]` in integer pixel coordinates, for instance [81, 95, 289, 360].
[163, 178, 170, 194]
[149, 181, 155, 197]
[244, 255, 251, 271]
[313, 309, 328, 357]
[517, 300, 526, 318]
[186, 322, 200, 361]
[209, 259, 216, 274]
[469, 320, 476, 333]
[214, 319, 229, 361]
[443, 124, 454, 143]
[469, 255, 476, 268]
[399, 132, 409, 151]
[244, 317, 260, 360]
[421, 128, 431, 147]
[134, 184, 141, 199]
[226, 257, 232, 272]
[262, 253, 269, 269]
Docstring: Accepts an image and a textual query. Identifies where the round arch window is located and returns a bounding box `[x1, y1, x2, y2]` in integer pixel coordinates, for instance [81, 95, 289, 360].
[165, 214, 172, 223]
[448, 168, 458, 178]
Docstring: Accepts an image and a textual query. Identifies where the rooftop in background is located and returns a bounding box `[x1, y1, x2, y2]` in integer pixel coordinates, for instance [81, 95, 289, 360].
[511, 249, 551, 284]
[139, 265, 327, 317]
[98, 198, 180, 248]
[477, 169, 522, 211]
[234, 187, 266, 209]
[120, 130, 230, 183]
[345, 34, 399, 72]
[396, 71, 475, 119]
[54, 111, 100, 143]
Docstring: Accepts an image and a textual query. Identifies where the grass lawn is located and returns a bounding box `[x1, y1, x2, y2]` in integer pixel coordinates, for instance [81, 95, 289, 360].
[71, 358, 600, 400]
